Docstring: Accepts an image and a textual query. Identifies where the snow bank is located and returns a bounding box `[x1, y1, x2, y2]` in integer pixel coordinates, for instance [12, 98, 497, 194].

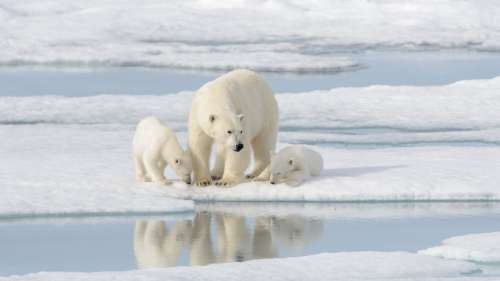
[0, 252, 481, 281]
[2, 76, 500, 146]
[2, 0, 500, 71]
[196, 202, 500, 220]
[420, 232, 500, 263]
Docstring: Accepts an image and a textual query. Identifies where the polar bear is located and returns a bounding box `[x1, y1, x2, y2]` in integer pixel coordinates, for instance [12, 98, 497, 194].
[188, 69, 278, 186]
[133, 117, 192, 185]
[256, 145, 323, 186]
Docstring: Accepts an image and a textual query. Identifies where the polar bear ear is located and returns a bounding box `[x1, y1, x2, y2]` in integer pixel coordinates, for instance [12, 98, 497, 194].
[237, 114, 245, 122]
[288, 158, 294, 166]
[209, 114, 216, 123]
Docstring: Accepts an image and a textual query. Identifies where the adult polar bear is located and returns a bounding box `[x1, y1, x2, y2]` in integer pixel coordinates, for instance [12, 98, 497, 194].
[188, 69, 278, 186]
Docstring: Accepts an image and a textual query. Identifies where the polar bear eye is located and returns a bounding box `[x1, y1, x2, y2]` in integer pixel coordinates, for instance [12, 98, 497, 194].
[227, 130, 232, 134]
[175, 159, 181, 165]
[240, 130, 243, 134]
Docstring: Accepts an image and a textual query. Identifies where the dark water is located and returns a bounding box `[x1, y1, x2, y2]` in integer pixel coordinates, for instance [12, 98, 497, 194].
[2, 202, 500, 276]
[1, 52, 500, 96]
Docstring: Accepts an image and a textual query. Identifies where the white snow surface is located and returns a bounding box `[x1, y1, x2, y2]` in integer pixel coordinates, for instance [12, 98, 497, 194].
[0, 252, 482, 281]
[2, 76, 500, 146]
[420, 232, 500, 263]
[0, 124, 194, 217]
[165, 145, 500, 202]
[1, 0, 500, 71]
[1, 76, 500, 215]
[196, 202, 500, 220]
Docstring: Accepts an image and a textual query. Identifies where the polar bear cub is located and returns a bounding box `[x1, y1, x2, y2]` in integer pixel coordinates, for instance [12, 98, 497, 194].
[257, 145, 323, 186]
[133, 117, 192, 185]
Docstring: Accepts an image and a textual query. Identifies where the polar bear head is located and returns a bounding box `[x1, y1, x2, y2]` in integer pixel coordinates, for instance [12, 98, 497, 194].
[170, 151, 193, 184]
[269, 152, 296, 184]
[206, 112, 246, 152]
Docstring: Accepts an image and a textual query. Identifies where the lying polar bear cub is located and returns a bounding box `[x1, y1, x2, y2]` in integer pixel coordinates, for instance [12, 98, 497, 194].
[133, 117, 192, 185]
[256, 145, 323, 186]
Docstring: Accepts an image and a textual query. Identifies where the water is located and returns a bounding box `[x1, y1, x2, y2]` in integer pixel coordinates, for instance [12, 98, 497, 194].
[1, 51, 500, 96]
[2, 51, 500, 278]
[2, 202, 500, 276]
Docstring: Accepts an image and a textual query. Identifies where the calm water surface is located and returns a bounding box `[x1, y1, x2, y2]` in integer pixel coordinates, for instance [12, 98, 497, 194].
[2, 202, 500, 275]
[1, 52, 500, 96]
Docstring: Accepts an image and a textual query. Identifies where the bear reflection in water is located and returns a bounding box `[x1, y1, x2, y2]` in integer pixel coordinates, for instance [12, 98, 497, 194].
[134, 213, 323, 268]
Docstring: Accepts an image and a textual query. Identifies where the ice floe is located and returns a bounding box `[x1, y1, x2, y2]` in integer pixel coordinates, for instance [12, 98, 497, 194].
[0, 251, 482, 281]
[420, 232, 500, 263]
[1, 0, 500, 71]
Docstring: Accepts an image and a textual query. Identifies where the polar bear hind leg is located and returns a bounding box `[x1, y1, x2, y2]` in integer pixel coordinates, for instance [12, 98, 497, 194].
[188, 121, 213, 186]
[247, 123, 277, 179]
[143, 150, 170, 185]
[134, 155, 150, 182]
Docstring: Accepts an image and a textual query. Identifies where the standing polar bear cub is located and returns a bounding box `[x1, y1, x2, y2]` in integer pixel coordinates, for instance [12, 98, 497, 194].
[188, 69, 279, 186]
[257, 145, 323, 186]
[133, 117, 192, 185]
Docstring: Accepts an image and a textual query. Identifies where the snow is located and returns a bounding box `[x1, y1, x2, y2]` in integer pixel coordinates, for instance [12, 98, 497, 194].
[1, 76, 500, 216]
[0, 251, 482, 281]
[165, 145, 500, 202]
[196, 202, 500, 220]
[2, 76, 500, 145]
[0, 124, 194, 217]
[1, 0, 500, 71]
[420, 232, 500, 264]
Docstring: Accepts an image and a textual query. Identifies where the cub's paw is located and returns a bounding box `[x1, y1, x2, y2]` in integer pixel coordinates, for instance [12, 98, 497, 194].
[245, 174, 255, 180]
[211, 175, 222, 181]
[195, 179, 212, 187]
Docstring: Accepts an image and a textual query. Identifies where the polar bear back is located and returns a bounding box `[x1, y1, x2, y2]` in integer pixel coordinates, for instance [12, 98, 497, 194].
[281, 145, 323, 176]
[302, 148, 323, 176]
[133, 116, 175, 156]
[193, 69, 278, 139]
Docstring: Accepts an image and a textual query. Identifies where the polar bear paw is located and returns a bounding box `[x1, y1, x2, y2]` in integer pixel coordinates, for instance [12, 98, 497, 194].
[195, 179, 212, 187]
[214, 179, 237, 187]
[211, 175, 222, 181]
[136, 175, 152, 182]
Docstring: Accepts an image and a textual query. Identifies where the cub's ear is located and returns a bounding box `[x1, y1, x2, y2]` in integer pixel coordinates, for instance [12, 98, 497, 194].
[209, 114, 216, 123]
[288, 158, 294, 166]
[237, 114, 245, 122]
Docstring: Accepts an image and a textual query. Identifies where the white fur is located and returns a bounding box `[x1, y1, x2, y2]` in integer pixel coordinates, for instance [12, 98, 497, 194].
[133, 116, 192, 185]
[257, 145, 323, 186]
[188, 69, 279, 186]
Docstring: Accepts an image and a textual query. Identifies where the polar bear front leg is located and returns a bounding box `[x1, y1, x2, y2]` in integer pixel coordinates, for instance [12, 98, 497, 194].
[143, 151, 171, 185]
[188, 124, 213, 186]
[216, 146, 250, 187]
[211, 144, 225, 181]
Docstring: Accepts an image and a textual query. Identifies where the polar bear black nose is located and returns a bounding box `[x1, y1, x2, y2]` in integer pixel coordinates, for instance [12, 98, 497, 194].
[234, 143, 244, 152]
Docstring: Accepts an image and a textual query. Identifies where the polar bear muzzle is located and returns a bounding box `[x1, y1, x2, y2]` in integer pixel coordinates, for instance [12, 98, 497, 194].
[234, 143, 244, 152]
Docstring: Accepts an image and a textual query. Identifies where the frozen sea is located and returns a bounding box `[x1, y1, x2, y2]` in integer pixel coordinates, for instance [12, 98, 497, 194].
[1, 52, 500, 280]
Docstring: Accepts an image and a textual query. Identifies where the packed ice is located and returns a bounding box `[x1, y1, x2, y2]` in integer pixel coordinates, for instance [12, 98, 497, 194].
[1, 0, 500, 71]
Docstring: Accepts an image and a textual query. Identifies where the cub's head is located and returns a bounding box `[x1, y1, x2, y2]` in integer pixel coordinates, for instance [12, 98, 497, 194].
[206, 113, 246, 152]
[269, 151, 296, 184]
[170, 151, 192, 184]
